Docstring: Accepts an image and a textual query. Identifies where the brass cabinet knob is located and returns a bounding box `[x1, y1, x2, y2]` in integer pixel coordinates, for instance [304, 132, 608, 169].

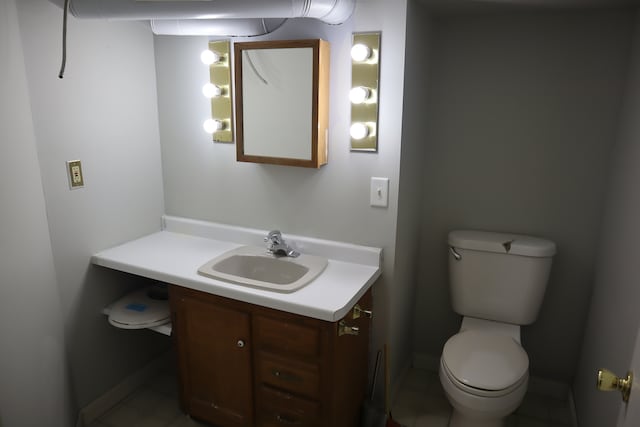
[597, 368, 633, 402]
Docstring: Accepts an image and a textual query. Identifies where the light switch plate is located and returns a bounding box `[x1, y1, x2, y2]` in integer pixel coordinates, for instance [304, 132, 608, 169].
[370, 177, 389, 207]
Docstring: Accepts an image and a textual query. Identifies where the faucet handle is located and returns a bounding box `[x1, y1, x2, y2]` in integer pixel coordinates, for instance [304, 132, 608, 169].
[265, 230, 283, 244]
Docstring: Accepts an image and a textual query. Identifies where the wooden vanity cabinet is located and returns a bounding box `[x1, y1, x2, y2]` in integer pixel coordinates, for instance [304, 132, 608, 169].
[170, 289, 254, 426]
[169, 286, 372, 427]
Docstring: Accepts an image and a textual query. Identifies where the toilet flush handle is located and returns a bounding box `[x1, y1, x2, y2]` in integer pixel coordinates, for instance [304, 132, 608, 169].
[449, 246, 462, 261]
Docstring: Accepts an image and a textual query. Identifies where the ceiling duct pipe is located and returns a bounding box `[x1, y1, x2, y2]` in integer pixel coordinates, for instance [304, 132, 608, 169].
[67, 0, 356, 25]
[149, 18, 288, 36]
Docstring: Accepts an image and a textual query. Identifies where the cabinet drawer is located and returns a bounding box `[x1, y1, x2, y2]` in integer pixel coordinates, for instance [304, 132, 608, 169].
[257, 353, 320, 398]
[256, 385, 320, 427]
[254, 315, 321, 358]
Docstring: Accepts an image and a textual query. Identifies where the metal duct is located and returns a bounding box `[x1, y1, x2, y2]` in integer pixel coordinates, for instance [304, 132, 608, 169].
[68, 0, 355, 25]
[150, 18, 287, 36]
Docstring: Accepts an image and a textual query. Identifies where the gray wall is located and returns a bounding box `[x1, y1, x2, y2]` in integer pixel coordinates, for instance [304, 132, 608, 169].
[574, 10, 640, 427]
[154, 0, 411, 383]
[15, 0, 170, 409]
[395, 0, 432, 379]
[412, 10, 633, 381]
[0, 0, 71, 424]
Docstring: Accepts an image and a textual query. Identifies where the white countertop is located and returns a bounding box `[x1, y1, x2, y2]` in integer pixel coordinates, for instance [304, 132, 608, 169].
[91, 216, 382, 322]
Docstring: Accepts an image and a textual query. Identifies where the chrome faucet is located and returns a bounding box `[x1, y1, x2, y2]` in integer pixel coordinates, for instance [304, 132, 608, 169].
[264, 230, 300, 258]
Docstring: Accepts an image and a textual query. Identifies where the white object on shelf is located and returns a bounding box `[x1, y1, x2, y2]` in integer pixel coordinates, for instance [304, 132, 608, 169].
[104, 285, 172, 336]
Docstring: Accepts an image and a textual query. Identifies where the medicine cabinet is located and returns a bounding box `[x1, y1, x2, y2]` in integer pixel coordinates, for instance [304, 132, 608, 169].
[234, 39, 330, 168]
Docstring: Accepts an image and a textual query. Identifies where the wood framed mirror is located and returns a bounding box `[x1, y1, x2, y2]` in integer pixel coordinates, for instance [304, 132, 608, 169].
[234, 39, 330, 168]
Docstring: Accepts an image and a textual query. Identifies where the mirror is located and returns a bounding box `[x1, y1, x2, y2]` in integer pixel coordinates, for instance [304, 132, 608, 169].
[234, 39, 330, 168]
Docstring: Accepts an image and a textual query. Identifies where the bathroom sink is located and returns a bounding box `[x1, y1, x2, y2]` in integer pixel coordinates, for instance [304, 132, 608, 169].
[197, 246, 328, 292]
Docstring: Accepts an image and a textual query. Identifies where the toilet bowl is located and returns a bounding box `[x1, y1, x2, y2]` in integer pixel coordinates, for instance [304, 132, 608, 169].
[439, 320, 529, 427]
[439, 230, 556, 427]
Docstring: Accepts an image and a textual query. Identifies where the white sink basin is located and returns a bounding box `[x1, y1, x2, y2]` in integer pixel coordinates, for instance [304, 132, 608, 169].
[197, 246, 328, 292]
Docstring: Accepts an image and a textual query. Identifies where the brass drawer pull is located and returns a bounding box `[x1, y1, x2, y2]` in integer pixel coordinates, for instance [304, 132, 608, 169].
[271, 369, 302, 382]
[276, 414, 301, 425]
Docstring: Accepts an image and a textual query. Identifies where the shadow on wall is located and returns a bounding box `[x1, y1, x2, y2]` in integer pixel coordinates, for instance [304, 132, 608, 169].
[66, 265, 171, 410]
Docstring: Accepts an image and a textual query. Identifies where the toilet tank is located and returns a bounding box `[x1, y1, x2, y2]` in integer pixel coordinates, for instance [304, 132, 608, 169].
[448, 230, 556, 325]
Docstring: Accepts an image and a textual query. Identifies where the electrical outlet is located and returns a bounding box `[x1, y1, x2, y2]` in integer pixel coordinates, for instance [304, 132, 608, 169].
[66, 160, 84, 189]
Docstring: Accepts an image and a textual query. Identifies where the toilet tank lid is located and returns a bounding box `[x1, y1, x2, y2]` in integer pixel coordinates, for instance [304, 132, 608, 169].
[448, 230, 556, 257]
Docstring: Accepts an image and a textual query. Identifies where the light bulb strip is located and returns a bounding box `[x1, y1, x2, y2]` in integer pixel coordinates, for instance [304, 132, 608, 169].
[350, 32, 381, 152]
[205, 40, 233, 143]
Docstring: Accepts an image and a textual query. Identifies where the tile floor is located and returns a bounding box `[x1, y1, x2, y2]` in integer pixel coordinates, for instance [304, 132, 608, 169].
[391, 368, 574, 427]
[87, 366, 574, 427]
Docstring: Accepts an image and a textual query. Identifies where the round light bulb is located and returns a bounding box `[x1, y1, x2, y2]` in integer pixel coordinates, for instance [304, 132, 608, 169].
[351, 43, 371, 62]
[349, 86, 372, 104]
[203, 119, 224, 134]
[350, 122, 369, 140]
[202, 83, 222, 98]
[200, 49, 221, 65]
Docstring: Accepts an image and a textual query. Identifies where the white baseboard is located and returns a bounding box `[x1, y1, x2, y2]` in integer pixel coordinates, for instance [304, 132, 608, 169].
[75, 352, 172, 427]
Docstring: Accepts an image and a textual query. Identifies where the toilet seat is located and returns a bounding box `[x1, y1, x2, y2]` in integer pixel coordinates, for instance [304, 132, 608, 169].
[108, 287, 170, 329]
[441, 359, 527, 398]
[442, 330, 529, 396]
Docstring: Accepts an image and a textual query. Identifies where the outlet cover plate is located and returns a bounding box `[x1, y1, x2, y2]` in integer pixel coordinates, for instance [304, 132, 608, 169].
[67, 160, 84, 189]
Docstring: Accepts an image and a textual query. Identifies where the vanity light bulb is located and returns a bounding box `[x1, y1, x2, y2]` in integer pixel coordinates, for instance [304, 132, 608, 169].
[351, 43, 372, 62]
[349, 86, 372, 104]
[202, 83, 222, 98]
[350, 122, 370, 140]
[200, 49, 221, 65]
[203, 119, 224, 134]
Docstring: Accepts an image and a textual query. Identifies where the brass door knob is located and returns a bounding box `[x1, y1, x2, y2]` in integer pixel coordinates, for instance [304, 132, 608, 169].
[597, 368, 633, 402]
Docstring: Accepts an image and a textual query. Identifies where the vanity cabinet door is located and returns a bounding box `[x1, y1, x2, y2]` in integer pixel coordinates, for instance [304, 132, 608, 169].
[171, 288, 253, 427]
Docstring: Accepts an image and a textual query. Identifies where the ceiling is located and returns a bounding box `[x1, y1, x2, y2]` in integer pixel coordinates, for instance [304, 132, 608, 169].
[419, 0, 640, 12]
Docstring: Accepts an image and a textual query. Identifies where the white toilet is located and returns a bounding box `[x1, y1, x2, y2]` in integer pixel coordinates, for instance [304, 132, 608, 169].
[439, 230, 556, 427]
